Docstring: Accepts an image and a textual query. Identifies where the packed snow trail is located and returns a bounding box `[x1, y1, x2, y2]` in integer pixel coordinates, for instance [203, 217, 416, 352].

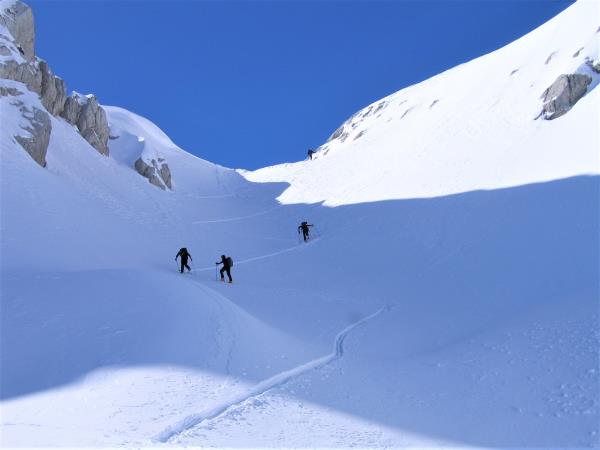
[189, 237, 321, 273]
[154, 306, 387, 443]
[191, 205, 283, 224]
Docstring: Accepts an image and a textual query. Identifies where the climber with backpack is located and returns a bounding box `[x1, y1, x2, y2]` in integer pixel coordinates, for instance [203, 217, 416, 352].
[216, 254, 233, 283]
[175, 247, 193, 273]
[298, 221, 313, 242]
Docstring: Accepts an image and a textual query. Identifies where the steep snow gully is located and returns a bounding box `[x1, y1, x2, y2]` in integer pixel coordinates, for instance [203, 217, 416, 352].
[156, 304, 387, 443]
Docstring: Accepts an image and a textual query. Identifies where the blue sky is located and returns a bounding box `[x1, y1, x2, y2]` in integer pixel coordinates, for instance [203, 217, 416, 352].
[30, 0, 573, 170]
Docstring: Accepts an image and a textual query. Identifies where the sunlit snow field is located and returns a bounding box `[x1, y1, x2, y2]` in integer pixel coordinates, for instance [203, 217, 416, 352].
[1, 1, 598, 448]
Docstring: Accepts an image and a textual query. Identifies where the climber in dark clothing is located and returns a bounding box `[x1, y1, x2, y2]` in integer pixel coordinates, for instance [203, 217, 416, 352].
[298, 221, 313, 242]
[307, 149, 315, 160]
[216, 254, 233, 283]
[175, 247, 192, 273]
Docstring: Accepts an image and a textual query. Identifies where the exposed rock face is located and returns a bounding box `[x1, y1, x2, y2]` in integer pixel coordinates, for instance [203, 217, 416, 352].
[0, 58, 42, 93]
[0, 1, 109, 159]
[0, 84, 22, 96]
[159, 161, 172, 189]
[541, 74, 591, 119]
[5, 92, 52, 167]
[586, 58, 600, 74]
[327, 124, 349, 143]
[0, 1, 34, 60]
[61, 93, 109, 155]
[134, 157, 172, 190]
[0, 82, 50, 167]
[14, 106, 51, 167]
[38, 60, 66, 115]
[0, 59, 77, 133]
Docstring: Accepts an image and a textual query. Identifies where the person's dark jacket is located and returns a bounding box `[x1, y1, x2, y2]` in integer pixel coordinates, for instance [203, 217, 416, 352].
[217, 255, 231, 269]
[298, 222, 312, 233]
[176, 248, 192, 262]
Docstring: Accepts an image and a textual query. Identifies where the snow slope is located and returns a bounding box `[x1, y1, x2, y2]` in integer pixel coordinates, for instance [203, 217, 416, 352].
[1, 1, 599, 448]
[248, 0, 599, 206]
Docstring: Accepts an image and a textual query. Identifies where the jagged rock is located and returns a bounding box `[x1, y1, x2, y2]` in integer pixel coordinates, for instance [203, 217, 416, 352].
[0, 3, 66, 116]
[0, 84, 23, 96]
[0, 1, 35, 61]
[12, 101, 51, 167]
[0, 58, 42, 94]
[158, 160, 172, 189]
[38, 60, 66, 115]
[586, 58, 600, 74]
[61, 92, 109, 155]
[134, 157, 164, 190]
[0, 1, 112, 164]
[134, 157, 172, 190]
[327, 124, 350, 143]
[328, 125, 345, 141]
[540, 74, 591, 119]
[60, 92, 79, 123]
[0, 54, 67, 118]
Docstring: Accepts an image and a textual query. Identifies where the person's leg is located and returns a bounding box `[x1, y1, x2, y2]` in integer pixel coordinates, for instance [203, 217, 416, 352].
[226, 268, 232, 282]
[220, 267, 225, 280]
[185, 263, 191, 272]
[180, 259, 184, 273]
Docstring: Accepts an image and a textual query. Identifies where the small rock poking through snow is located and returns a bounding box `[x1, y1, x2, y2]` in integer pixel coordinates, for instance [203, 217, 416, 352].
[540, 74, 591, 119]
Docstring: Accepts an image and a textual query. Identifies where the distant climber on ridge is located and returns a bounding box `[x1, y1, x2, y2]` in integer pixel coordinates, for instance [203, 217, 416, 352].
[298, 221, 313, 242]
[307, 149, 315, 160]
[216, 254, 233, 283]
[175, 247, 192, 273]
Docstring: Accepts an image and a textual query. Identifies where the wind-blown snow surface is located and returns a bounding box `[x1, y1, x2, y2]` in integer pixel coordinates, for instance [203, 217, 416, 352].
[1, 1, 599, 448]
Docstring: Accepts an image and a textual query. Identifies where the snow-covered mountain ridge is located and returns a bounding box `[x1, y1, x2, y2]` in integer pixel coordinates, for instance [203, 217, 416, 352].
[1, 1, 598, 448]
[248, 0, 599, 205]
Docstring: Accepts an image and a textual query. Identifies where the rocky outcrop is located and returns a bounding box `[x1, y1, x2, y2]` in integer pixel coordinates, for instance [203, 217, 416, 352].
[0, 58, 42, 93]
[14, 105, 51, 167]
[2, 87, 52, 167]
[327, 124, 350, 143]
[61, 92, 109, 156]
[0, 1, 34, 60]
[0, 1, 109, 158]
[540, 74, 591, 119]
[0, 1, 68, 119]
[134, 157, 172, 190]
[586, 58, 600, 74]
[0, 84, 22, 96]
[38, 60, 66, 115]
[0, 83, 50, 167]
[159, 162, 172, 189]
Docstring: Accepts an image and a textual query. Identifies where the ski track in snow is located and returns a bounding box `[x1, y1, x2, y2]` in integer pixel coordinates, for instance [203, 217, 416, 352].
[154, 306, 387, 443]
[189, 237, 321, 273]
[191, 205, 282, 224]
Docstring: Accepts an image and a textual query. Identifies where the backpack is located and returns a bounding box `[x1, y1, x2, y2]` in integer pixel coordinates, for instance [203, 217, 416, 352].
[226, 256, 233, 267]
